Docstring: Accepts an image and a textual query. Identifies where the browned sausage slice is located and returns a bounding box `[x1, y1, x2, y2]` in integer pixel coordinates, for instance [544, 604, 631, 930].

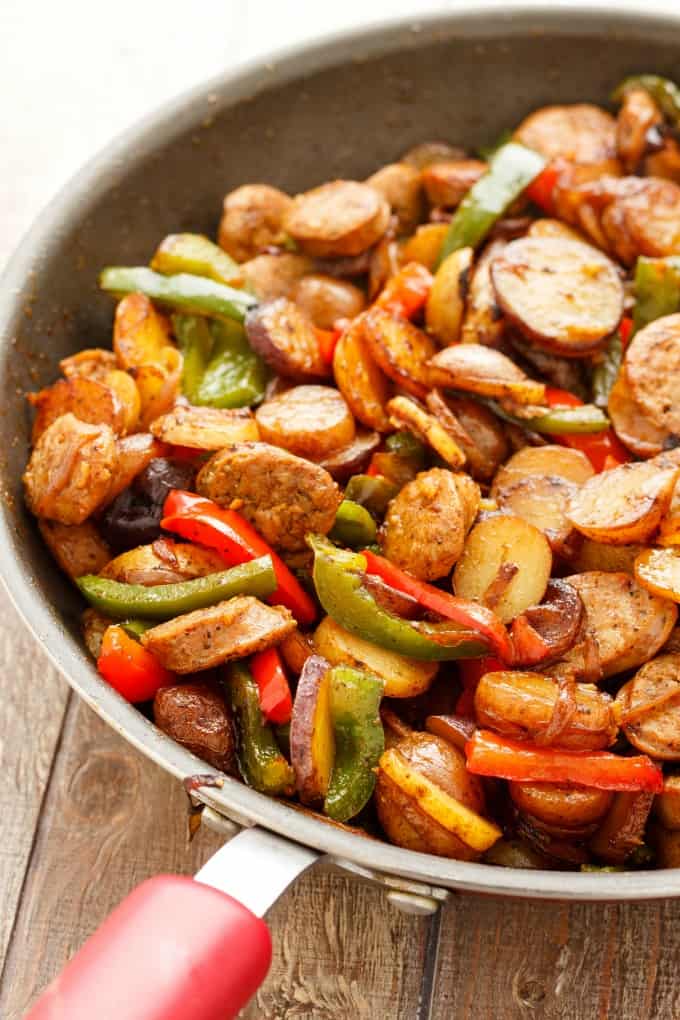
[255, 385, 355, 459]
[608, 372, 670, 457]
[154, 683, 236, 772]
[317, 429, 380, 482]
[245, 298, 327, 381]
[217, 184, 292, 262]
[362, 306, 439, 400]
[400, 141, 467, 169]
[616, 654, 680, 760]
[291, 273, 366, 328]
[38, 519, 111, 579]
[29, 377, 127, 442]
[421, 159, 487, 207]
[332, 315, 392, 432]
[620, 178, 680, 257]
[616, 88, 663, 173]
[625, 314, 680, 434]
[284, 180, 390, 257]
[380, 468, 476, 581]
[23, 413, 117, 525]
[141, 597, 295, 673]
[150, 406, 260, 450]
[514, 104, 620, 173]
[567, 460, 679, 545]
[365, 163, 424, 234]
[240, 253, 314, 302]
[196, 441, 341, 551]
[490, 236, 624, 354]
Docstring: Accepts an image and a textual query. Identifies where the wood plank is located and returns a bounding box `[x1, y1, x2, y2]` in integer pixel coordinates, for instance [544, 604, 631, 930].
[1, 696, 429, 1019]
[0, 586, 70, 970]
[430, 895, 680, 1020]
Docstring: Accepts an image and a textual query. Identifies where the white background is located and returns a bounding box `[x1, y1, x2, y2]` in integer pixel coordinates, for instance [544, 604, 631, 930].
[2, 0, 680, 272]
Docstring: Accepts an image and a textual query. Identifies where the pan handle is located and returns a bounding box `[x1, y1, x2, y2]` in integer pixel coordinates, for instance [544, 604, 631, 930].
[25, 826, 318, 1020]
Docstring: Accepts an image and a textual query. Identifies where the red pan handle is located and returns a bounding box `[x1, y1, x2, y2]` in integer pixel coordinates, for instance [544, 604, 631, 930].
[25, 875, 272, 1020]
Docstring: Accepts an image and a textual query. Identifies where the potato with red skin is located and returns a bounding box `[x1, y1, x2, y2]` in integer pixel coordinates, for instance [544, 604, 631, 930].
[245, 298, 328, 382]
[589, 791, 654, 864]
[427, 343, 545, 404]
[510, 782, 613, 832]
[375, 731, 487, 860]
[154, 683, 236, 773]
[567, 460, 679, 545]
[217, 183, 292, 262]
[104, 434, 166, 506]
[150, 406, 260, 450]
[284, 180, 390, 257]
[100, 540, 226, 586]
[290, 655, 335, 805]
[291, 273, 366, 329]
[255, 385, 355, 460]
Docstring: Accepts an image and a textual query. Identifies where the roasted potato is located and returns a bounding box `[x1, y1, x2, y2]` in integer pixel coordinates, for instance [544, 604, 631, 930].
[366, 163, 424, 234]
[654, 775, 680, 830]
[100, 540, 226, 586]
[362, 306, 438, 400]
[426, 391, 509, 481]
[616, 654, 680, 760]
[460, 239, 507, 347]
[154, 683, 236, 773]
[421, 159, 487, 207]
[290, 655, 335, 805]
[134, 348, 183, 429]
[245, 298, 327, 381]
[510, 782, 613, 832]
[150, 406, 260, 450]
[624, 313, 680, 434]
[589, 791, 654, 864]
[317, 429, 381, 482]
[386, 395, 466, 469]
[399, 223, 449, 270]
[427, 343, 545, 405]
[608, 372, 669, 458]
[241, 252, 314, 302]
[113, 293, 174, 369]
[332, 315, 392, 432]
[567, 460, 679, 545]
[29, 377, 127, 442]
[425, 247, 473, 344]
[514, 103, 620, 173]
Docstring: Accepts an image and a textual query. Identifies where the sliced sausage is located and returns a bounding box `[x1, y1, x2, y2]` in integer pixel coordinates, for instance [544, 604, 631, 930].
[366, 163, 424, 234]
[427, 343, 545, 404]
[291, 273, 366, 328]
[527, 218, 590, 244]
[616, 87, 663, 173]
[567, 460, 678, 545]
[623, 177, 680, 258]
[23, 413, 117, 525]
[28, 377, 127, 442]
[616, 654, 680, 760]
[141, 597, 295, 673]
[217, 183, 292, 262]
[255, 385, 355, 459]
[154, 683, 236, 772]
[625, 314, 680, 434]
[317, 429, 380, 482]
[284, 180, 390, 257]
[400, 141, 467, 170]
[380, 468, 476, 581]
[426, 391, 508, 482]
[510, 782, 613, 831]
[245, 298, 327, 381]
[362, 306, 438, 400]
[560, 571, 677, 678]
[421, 159, 487, 207]
[60, 347, 117, 380]
[460, 239, 507, 347]
[38, 519, 111, 579]
[149, 406, 260, 450]
[474, 670, 617, 750]
[608, 372, 670, 458]
[514, 103, 620, 173]
[490, 236, 624, 355]
[240, 253, 314, 302]
[566, 538, 644, 576]
[196, 441, 341, 551]
[332, 315, 392, 432]
[100, 539, 226, 586]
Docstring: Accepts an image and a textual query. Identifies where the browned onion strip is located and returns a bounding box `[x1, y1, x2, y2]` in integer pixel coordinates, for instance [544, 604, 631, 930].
[534, 674, 578, 747]
[483, 561, 520, 610]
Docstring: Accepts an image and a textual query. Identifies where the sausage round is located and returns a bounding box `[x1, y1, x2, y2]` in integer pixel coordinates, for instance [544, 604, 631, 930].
[608, 372, 669, 457]
[255, 385, 356, 459]
[291, 273, 366, 328]
[245, 298, 328, 381]
[421, 159, 487, 207]
[284, 180, 390, 257]
[218, 183, 292, 262]
[625, 313, 680, 434]
[196, 441, 341, 551]
[365, 163, 424, 234]
[514, 103, 620, 172]
[616, 653, 680, 760]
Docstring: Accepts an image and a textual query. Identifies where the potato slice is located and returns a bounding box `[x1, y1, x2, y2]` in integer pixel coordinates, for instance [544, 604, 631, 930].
[245, 298, 327, 381]
[313, 615, 437, 699]
[39, 519, 111, 579]
[290, 654, 335, 805]
[566, 537, 643, 574]
[567, 460, 679, 545]
[460, 239, 507, 347]
[425, 247, 473, 345]
[608, 373, 669, 458]
[113, 293, 174, 369]
[378, 747, 501, 853]
[332, 315, 392, 432]
[256, 385, 355, 459]
[284, 180, 390, 257]
[386, 395, 465, 469]
[493, 444, 595, 487]
[362, 306, 438, 400]
[399, 223, 449, 270]
[427, 344, 545, 405]
[421, 159, 487, 207]
[453, 515, 552, 623]
[659, 479, 680, 547]
[616, 654, 680, 760]
[82, 608, 114, 660]
[562, 571, 677, 678]
[100, 540, 226, 586]
[625, 313, 680, 434]
[29, 377, 127, 441]
[635, 546, 680, 602]
[527, 218, 591, 243]
[509, 782, 612, 830]
[60, 347, 117, 379]
[134, 348, 183, 429]
[150, 405, 260, 450]
[318, 429, 380, 482]
[490, 236, 624, 355]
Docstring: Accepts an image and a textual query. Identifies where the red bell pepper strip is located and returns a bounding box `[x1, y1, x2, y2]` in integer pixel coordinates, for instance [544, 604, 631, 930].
[510, 614, 553, 667]
[250, 647, 293, 725]
[456, 656, 506, 715]
[374, 263, 433, 319]
[97, 625, 175, 703]
[543, 386, 629, 472]
[465, 729, 664, 792]
[314, 326, 342, 367]
[524, 161, 561, 214]
[619, 315, 633, 348]
[161, 490, 317, 626]
[362, 551, 513, 663]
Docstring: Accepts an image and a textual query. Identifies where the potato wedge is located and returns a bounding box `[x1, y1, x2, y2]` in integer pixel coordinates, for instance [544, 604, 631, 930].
[399, 223, 449, 270]
[608, 372, 669, 458]
[150, 405, 260, 450]
[567, 461, 679, 545]
[453, 515, 552, 624]
[313, 615, 438, 699]
[362, 306, 438, 400]
[460, 239, 507, 347]
[100, 539, 226, 586]
[425, 247, 473, 345]
[426, 391, 508, 481]
[113, 293, 174, 369]
[427, 344, 545, 405]
[290, 654, 335, 805]
[562, 571, 677, 678]
[635, 546, 680, 602]
[134, 347, 183, 429]
[332, 315, 392, 432]
[284, 180, 390, 257]
[291, 273, 366, 328]
[256, 385, 355, 459]
[29, 377, 127, 442]
[245, 298, 327, 381]
[616, 654, 680, 760]
[39, 519, 111, 579]
[387, 395, 465, 469]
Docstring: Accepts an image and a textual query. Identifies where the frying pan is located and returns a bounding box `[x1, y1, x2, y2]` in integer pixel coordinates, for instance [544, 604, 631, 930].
[4, 4, 680, 1015]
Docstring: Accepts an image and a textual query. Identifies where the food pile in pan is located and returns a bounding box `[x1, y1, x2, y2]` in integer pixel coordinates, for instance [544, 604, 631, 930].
[24, 74, 680, 870]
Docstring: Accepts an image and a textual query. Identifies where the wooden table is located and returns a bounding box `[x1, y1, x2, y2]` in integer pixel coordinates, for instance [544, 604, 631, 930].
[3, 2, 680, 1016]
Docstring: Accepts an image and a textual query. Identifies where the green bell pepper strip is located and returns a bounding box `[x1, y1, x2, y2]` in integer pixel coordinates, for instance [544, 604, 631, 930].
[343, 474, 399, 518]
[487, 399, 610, 435]
[324, 665, 384, 823]
[227, 661, 295, 796]
[99, 266, 256, 323]
[309, 535, 489, 662]
[76, 555, 276, 620]
[633, 256, 680, 332]
[151, 233, 242, 287]
[196, 319, 268, 408]
[120, 619, 154, 641]
[477, 128, 513, 162]
[436, 142, 547, 268]
[385, 430, 427, 464]
[329, 500, 377, 549]
[172, 314, 214, 403]
[612, 75, 680, 126]
[591, 333, 624, 409]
